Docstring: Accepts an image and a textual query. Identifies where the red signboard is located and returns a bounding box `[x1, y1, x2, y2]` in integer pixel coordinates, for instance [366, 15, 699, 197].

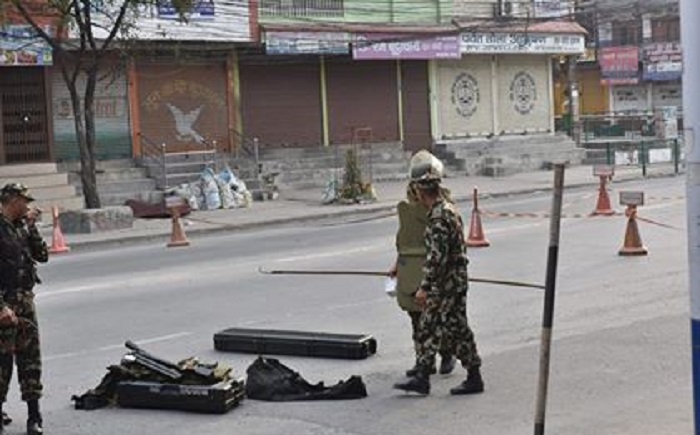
[600, 46, 639, 85]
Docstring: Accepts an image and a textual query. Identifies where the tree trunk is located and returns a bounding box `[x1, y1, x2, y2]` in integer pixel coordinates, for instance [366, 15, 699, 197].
[66, 69, 100, 209]
[81, 63, 101, 209]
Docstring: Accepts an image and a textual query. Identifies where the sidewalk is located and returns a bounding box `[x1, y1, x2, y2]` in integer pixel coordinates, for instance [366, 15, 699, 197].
[43, 163, 683, 251]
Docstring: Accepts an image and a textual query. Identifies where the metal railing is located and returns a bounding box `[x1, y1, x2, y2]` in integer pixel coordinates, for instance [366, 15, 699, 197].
[232, 130, 261, 180]
[585, 137, 684, 176]
[138, 132, 168, 189]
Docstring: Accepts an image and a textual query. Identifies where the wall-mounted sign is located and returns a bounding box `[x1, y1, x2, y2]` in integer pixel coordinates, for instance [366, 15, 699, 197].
[600, 46, 639, 85]
[157, 0, 215, 20]
[0, 25, 53, 66]
[353, 34, 460, 60]
[643, 42, 682, 81]
[533, 1, 573, 18]
[266, 31, 350, 55]
[460, 32, 584, 54]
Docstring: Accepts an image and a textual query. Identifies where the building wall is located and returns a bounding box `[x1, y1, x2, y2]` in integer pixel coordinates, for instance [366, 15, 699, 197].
[497, 55, 551, 133]
[52, 65, 131, 161]
[453, 0, 497, 18]
[435, 56, 493, 138]
[135, 61, 229, 154]
[259, 0, 453, 24]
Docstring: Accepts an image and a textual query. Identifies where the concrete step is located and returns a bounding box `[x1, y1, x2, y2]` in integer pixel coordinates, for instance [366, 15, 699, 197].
[0, 163, 59, 177]
[259, 142, 405, 160]
[35, 196, 84, 212]
[94, 179, 157, 195]
[163, 151, 216, 165]
[67, 168, 150, 183]
[30, 185, 79, 200]
[100, 190, 164, 206]
[59, 159, 140, 172]
[0, 172, 70, 188]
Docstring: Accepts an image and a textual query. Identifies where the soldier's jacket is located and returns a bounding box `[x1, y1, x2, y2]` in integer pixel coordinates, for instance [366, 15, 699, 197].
[419, 199, 469, 297]
[0, 214, 48, 305]
[395, 200, 428, 312]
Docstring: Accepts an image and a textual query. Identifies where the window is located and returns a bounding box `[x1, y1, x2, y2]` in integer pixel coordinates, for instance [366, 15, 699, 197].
[652, 17, 680, 42]
[612, 21, 640, 46]
[260, 0, 344, 18]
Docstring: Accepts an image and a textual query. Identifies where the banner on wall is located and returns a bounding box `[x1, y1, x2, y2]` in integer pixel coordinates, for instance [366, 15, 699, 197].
[643, 43, 682, 81]
[353, 34, 460, 60]
[600, 46, 639, 85]
[0, 25, 53, 66]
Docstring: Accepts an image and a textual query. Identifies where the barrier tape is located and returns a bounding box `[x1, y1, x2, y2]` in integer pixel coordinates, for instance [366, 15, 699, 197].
[636, 215, 684, 231]
[481, 210, 624, 219]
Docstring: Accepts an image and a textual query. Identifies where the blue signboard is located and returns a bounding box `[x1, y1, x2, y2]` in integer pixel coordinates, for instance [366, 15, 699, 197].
[157, 0, 215, 20]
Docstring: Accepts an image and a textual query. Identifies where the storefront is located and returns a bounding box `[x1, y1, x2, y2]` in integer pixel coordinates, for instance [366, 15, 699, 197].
[0, 25, 53, 164]
[433, 28, 585, 139]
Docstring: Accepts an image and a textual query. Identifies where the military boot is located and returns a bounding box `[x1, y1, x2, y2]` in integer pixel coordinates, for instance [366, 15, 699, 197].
[450, 367, 484, 395]
[394, 369, 430, 395]
[405, 363, 436, 377]
[27, 400, 42, 435]
[438, 355, 456, 375]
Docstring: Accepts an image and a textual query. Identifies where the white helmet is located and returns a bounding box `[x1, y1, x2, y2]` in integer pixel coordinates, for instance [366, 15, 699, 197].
[409, 150, 443, 185]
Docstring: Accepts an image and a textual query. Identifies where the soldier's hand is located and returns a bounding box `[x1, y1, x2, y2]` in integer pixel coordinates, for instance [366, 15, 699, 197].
[388, 262, 398, 278]
[415, 289, 427, 308]
[0, 307, 17, 327]
[24, 207, 41, 226]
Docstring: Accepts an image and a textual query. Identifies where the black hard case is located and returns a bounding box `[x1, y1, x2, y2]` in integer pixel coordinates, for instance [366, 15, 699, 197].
[213, 328, 377, 360]
[116, 380, 245, 414]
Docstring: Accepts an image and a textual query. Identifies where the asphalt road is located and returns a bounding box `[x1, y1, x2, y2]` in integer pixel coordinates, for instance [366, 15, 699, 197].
[5, 175, 691, 435]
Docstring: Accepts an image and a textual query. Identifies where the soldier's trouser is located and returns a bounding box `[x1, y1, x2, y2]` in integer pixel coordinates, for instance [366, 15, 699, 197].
[416, 292, 481, 372]
[408, 311, 452, 359]
[0, 291, 43, 402]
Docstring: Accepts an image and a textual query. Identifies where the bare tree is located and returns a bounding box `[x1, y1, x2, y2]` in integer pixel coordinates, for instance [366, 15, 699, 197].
[7, 0, 189, 208]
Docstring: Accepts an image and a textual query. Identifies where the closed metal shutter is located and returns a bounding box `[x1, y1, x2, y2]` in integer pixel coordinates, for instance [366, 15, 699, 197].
[52, 64, 131, 161]
[401, 60, 431, 152]
[136, 62, 229, 154]
[326, 59, 399, 145]
[239, 56, 322, 147]
[0, 67, 51, 164]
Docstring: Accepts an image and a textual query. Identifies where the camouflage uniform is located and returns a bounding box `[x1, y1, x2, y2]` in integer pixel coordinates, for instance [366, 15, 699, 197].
[0, 214, 47, 402]
[415, 198, 481, 372]
[395, 197, 453, 360]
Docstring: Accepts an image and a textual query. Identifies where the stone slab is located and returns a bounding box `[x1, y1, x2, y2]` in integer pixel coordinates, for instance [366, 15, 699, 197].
[59, 206, 134, 234]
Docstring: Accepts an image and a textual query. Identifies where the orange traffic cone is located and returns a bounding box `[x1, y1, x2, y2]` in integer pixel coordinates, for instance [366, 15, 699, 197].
[167, 207, 190, 248]
[619, 205, 647, 256]
[465, 187, 490, 248]
[49, 206, 70, 254]
[592, 175, 615, 216]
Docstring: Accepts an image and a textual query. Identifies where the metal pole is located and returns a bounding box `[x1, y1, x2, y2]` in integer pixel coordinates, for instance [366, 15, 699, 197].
[606, 142, 612, 165]
[534, 164, 565, 435]
[681, 0, 700, 432]
[674, 139, 680, 174]
[640, 141, 647, 177]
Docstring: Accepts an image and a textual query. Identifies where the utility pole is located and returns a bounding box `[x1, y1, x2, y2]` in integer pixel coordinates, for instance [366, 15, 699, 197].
[681, 0, 700, 433]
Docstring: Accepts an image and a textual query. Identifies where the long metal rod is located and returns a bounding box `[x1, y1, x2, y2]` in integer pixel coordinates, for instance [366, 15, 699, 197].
[258, 267, 545, 290]
[534, 164, 565, 435]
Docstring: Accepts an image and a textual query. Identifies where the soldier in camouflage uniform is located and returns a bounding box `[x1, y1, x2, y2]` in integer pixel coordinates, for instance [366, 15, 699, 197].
[0, 184, 48, 434]
[389, 178, 456, 377]
[393, 155, 484, 396]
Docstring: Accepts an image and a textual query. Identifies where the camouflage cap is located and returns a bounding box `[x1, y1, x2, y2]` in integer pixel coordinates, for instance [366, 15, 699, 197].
[1, 183, 35, 202]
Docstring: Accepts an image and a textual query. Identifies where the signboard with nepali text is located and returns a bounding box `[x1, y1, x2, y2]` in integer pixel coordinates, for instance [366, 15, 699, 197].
[459, 32, 584, 54]
[0, 25, 53, 66]
[643, 43, 682, 81]
[266, 31, 350, 55]
[353, 34, 460, 60]
[600, 46, 639, 85]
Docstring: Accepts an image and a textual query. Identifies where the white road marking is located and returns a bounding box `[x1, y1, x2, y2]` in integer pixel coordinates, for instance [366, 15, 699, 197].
[44, 332, 192, 362]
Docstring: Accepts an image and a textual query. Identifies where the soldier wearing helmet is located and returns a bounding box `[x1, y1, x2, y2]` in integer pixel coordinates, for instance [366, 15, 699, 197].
[394, 152, 485, 396]
[389, 151, 456, 377]
[0, 183, 47, 434]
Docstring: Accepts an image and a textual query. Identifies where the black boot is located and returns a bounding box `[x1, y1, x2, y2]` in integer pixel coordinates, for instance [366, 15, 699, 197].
[439, 355, 456, 375]
[394, 369, 430, 395]
[405, 363, 436, 377]
[450, 367, 485, 395]
[27, 400, 42, 435]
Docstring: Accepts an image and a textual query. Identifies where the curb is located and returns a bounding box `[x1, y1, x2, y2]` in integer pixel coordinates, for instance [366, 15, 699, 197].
[55, 170, 683, 252]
